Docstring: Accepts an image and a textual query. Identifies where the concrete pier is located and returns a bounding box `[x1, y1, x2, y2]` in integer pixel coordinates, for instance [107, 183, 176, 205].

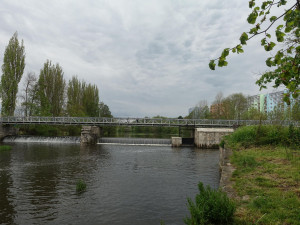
[0, 125, 18, 141]
[171, 137, 182, 147]
[80, 126, 100, 145]
[194, 128, 234, 148]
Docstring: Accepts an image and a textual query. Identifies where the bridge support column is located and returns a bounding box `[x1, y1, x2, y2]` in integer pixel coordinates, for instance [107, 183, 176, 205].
[80, 126, 100, 145]
[171, 137, 182, 147]
[194, 128, 234, 149]
[0, 125, 18, 141]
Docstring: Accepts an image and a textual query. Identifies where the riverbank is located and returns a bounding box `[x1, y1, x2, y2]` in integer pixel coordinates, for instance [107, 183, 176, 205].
[219, 125, 300, 224]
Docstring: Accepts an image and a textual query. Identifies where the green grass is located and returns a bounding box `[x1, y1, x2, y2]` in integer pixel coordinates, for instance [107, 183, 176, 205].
[0, 145, 12, 152]
[231, 146, 300, 224]
[76, 180, 87, 193]
[224, 125, 300, 150]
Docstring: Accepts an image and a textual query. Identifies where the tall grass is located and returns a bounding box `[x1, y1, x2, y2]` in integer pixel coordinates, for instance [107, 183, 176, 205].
[224, 125, 300, 149]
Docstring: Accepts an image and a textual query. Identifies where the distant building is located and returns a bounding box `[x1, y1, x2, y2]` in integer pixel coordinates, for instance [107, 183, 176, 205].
[247, 89, 299, 114]
[264, 91, 285, 113]
[247, 94, 265, 112]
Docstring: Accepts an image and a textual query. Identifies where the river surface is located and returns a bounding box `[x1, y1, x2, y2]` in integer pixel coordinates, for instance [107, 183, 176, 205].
[0, 142, 220, 225]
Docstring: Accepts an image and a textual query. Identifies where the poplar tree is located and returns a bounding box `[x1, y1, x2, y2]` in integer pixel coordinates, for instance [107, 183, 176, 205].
[38, 60, 66, 116]
[83, 84, 99, 117]
[67, 76, 85, 116]
[1, 32, 25, 116]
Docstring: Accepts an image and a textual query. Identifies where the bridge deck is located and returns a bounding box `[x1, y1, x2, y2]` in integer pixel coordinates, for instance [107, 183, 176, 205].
[0, 117, 298, 127]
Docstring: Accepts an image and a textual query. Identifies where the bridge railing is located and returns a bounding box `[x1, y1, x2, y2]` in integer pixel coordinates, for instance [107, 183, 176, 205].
[0, 116, 298, 127]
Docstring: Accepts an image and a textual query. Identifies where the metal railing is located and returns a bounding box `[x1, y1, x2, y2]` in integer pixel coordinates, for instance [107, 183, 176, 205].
[0, 116, 298, 127]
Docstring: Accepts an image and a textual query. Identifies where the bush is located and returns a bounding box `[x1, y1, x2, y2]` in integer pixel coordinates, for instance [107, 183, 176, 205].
[223, 125, 300, 149]
[76, 180, 87, 193]
[184, 182, 236, 225]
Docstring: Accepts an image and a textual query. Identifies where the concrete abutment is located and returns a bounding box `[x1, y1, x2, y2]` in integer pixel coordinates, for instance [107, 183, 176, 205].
[0, 125, 18, 141]
[80, 126, 100, 145]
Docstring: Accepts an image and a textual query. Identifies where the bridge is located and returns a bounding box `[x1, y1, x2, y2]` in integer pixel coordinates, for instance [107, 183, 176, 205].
[0, 116, 298, 127]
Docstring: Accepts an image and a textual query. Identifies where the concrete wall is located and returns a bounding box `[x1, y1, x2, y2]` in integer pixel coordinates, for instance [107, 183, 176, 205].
[0, 125, 18, 141]
[80, 126, 100, 145]
[171, 137, 182, 147]
[194, 128, 234, 148]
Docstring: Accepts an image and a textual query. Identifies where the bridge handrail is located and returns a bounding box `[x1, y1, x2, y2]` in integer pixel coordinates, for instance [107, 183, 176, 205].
[0, 116, 298, 127]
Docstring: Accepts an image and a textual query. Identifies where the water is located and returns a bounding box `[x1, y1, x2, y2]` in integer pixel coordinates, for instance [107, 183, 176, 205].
[99, 137, 171, 145]
[0, 142, 220, 225]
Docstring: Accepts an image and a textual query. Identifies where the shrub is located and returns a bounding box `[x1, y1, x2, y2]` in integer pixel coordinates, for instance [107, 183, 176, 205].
[223, 125, 300, 149]
[76, 180, 87, 193]
[184, 182, 236, 225]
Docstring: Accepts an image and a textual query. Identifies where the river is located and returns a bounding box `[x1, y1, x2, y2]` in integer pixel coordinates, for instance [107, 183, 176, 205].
[0, 141, 220, 225]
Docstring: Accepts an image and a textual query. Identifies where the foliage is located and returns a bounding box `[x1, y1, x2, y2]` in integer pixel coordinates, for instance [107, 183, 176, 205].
[0, 145, 12, 152]
[82, 83, 99, 117]
[187, 100, 210, 119]
[38, 60, 66, 116]
[231, 146, 300, 224]
[67, 76, 86, 116]
[184, 182, 236, 225]
[210, 1, 300, 103]
[76, 180, 87, 193]
[1, 32, 25, 116]
[20, 72, 39, 116]
[224, 125, 300, 149]
[99, 101, 112, 117]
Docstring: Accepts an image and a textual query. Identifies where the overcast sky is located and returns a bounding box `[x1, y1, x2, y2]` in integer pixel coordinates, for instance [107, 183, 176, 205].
[0, 0, 289, 117]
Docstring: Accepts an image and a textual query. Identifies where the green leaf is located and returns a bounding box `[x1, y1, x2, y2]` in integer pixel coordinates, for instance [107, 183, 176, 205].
[261, 38, 266, 46]
[275, 30, 285, 42]
[249, 0, 255, 8]
[276, 25, 283, 30]
[209, 60, 216, 70]
[266, 33, 271, 38]
[266, 57, 272, 67]
[232, 48, 236, 53]
[221, 48, 230, 58]
[270, 16, 277, 22]
[240, 32, 249, 45]
[264, 42, 276, 51]
[247, 11, 258, 24]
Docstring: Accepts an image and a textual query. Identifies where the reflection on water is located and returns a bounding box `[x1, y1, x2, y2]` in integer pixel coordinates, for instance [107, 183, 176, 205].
[0, 143, 219, 225]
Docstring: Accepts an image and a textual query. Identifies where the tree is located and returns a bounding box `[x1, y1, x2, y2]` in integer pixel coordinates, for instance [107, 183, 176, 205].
[222, 93, 248, 120]
[38, 60, 66, 116]
[187, 100, 210, 119]
[20, 72, 38, 116]
[67, 76, 85, 116]
[210, 92, 224, 119]
[1, 32, 25, 116]
[82, 83, 99, 117]
[209, 1, 300, 103]
[98, 101, 112, 117]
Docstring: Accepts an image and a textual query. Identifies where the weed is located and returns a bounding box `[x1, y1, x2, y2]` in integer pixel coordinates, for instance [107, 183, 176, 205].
[0, 145, 12, 152]
[76, 180, 86, 193]
[184, 182, 235, 225]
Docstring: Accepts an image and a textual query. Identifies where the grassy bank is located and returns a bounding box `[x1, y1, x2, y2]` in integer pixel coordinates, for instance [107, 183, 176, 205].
[231, 146, 300, 224]
[222, 125, 300, 224]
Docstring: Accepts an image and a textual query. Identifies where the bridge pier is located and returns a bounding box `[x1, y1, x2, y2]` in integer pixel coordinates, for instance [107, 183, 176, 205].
[0, 125, 18, 141]
[171, 137, 182, 147]
[194, 128, 234, 148]
[80, 126, 100, 145]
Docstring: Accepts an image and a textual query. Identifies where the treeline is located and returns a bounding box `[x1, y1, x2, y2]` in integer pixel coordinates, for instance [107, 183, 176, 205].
[1, 32, 111, 118]
[187, 92, 299, 121]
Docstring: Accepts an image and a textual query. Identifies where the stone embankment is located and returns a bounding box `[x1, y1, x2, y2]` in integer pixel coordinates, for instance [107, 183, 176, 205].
[219, 147, 237, 199]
